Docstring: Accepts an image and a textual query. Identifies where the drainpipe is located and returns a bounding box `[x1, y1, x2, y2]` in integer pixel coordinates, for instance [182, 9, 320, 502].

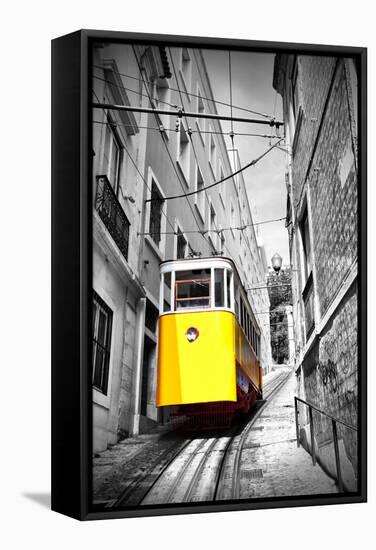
[130, 296, 146, 436]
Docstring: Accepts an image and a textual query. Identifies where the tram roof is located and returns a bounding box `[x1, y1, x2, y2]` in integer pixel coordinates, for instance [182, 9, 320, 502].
[160, 256, 241, 280]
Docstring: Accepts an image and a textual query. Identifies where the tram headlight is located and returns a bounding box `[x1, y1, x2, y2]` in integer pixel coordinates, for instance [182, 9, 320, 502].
[185, 327, 199, 342]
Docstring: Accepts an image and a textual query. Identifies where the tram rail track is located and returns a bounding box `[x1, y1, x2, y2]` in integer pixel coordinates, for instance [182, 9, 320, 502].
[109, 368, 292, 508]
[215, 368, 293, 501]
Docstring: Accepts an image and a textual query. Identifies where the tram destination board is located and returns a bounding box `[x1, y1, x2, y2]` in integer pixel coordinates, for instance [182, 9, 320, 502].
[52, 29, 367, 520]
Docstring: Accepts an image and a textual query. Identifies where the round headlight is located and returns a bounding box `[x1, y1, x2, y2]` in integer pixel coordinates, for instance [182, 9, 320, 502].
[185, 327, 199, 342]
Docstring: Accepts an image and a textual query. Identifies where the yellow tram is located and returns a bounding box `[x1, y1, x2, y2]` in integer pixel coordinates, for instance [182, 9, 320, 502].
[156, 257, 263, 420]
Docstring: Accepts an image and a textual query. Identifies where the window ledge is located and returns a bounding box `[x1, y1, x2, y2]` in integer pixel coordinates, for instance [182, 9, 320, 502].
[93, 388, 110, 410]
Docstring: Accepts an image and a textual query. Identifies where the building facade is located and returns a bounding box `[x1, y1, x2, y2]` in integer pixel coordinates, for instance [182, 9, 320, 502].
[92, 42, 272, 452]
[273, 54, 358, 490]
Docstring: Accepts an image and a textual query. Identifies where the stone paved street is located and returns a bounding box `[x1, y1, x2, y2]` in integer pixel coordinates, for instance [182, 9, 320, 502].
[239, 372, 338, 498]
[93, 370, 338, 506]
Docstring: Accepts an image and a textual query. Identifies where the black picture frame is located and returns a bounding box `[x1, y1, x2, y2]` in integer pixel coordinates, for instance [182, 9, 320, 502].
[51, 29, 367, 520]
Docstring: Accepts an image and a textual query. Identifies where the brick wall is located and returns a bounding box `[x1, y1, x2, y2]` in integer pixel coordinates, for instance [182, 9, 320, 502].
[274, 54, 359, 490]
[309, 62, 358, 317]
[300, 283, 358, 476]
[291, 56, 336, 208]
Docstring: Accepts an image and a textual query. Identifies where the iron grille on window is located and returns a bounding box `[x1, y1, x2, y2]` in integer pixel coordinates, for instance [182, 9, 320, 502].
[149, 182, 163, 246]
[95, 175, 130, 259]
[92, 290, 113, 395]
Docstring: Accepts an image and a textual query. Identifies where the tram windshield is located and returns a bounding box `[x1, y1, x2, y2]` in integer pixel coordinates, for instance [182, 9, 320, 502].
[175, 270, 210, 309]
[160, 263, 234, 314]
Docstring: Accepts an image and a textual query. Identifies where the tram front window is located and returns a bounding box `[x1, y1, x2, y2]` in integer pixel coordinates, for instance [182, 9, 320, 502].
[175, 269, 210, 309]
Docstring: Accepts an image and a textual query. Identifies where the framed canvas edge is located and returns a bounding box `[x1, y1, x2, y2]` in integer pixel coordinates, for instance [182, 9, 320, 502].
[51, 29, 367, 521]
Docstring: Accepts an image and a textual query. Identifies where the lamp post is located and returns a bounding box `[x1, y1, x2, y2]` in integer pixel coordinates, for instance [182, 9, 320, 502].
[271, 252, 283, 275]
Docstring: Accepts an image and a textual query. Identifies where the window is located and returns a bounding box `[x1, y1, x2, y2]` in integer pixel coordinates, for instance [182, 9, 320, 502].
[291, 57, 300, 123]
[161, 272, 171, 312]
[209, 202, 218, 251]
[301, 208, 312, 283]
[176, 231, 188, 259]
[175, 269, 211, 309]
[218, 162, 225, 205]
[154, 78, 171, 131]
[102, 116, 122, 195]
[145, 299, 159, 333]
[234, 281, 239, 316]
[229, 149, 240, 194]
[177, 122, 190, 185]
[180, 48, 192, 91]
[209, 132, 216, 176]
[196, 87, 205, 136]
[220, 229, 226, 254]
[303, 275, 315, 339]
[230, 200, 235, 237]
[92, 291, 113, 395]
[290, 57, 303, 153]
[300, 207, 315, 339]
[149, 180, 164, 246]
[195, 166, 205, 220]
[214, 268, 225, 307]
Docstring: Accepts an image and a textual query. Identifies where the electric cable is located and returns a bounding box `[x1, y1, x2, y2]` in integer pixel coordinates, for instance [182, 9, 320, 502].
[131, 45, 213, 255]
[93, 62, 274, 120]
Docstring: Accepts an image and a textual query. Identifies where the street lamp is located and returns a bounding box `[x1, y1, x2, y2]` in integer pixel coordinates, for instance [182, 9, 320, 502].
[271, 252, 283, 274]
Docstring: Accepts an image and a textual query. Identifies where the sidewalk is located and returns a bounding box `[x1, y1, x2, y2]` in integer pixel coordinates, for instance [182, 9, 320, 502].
[239, 371, 338, 498]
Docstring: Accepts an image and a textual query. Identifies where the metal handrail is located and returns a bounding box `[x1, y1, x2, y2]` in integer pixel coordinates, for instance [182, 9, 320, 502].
[294, 395, 357, 492]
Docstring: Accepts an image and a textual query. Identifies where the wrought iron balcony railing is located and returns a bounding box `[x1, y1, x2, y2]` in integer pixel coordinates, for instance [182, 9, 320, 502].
[95, 175, 130, 260]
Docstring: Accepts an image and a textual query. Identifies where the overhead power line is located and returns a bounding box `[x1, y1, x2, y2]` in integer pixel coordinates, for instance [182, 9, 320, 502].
[246, 283, 292, 291]
[137, 216, 286, 236]
[145, 138, 284, 202]
[93, 63, 274, 120]
[92, 119, 279, 139]
[131, 45, 213, 256]
[92, 102, 284, 128]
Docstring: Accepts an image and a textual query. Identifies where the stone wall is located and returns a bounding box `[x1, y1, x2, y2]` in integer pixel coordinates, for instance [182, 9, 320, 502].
[298, 283, 358, 489]
[308, 62, 358, 316]
[291, 56, 336, 208]
[274, 54, 359, 491]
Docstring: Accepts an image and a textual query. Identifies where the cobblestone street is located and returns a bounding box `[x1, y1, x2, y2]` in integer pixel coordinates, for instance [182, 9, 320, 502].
[237, 372, 338, 499]
[93, 370, 338, 506]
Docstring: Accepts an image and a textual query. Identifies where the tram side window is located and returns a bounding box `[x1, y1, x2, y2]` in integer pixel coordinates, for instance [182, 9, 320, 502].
[163, 272, 171, 312]
[214, 269, 225, 307]
[254, 329, 257, 353]
[175, 269, 211, 309]
[226, 270, 231, 309]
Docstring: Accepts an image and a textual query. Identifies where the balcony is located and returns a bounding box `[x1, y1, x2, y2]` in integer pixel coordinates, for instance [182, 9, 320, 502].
[95, 175, 130, 260]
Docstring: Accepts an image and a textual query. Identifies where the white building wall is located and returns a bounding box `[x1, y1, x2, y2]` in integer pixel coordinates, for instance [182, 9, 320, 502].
[92, 43, 273, 447]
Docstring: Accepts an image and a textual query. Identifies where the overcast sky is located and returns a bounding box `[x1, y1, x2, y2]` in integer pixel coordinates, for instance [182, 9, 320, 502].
[203, 49, 290, 267]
